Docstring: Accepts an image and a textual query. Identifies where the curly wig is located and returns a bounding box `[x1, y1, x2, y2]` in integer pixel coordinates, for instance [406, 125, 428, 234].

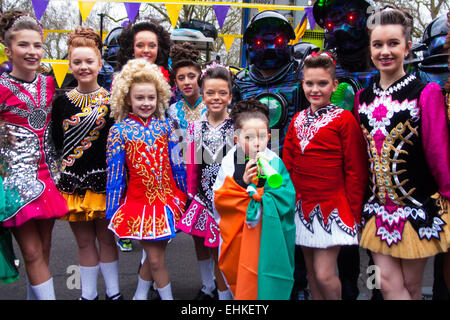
[115, 18, 171, 71]
[110, 58, 171, 122]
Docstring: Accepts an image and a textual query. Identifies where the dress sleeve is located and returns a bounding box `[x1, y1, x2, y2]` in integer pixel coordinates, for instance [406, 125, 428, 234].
[186, 122, 200, 198]
[352, 88, 365, 124]
[105, 124, 127, 219]
[168, 119, 187, 194]
[420, 82, 450, 200]
[340, 111, 368, 224]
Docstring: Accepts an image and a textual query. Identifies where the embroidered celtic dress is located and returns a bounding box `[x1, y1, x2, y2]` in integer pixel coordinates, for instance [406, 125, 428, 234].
[355, 74, 450, 259]
[0, 73, 68, 227]
[166, 96, 207, 131]
[283, 104, 368, 248]
[51, 87, 114, 221]
[177, 114, 234, 247]
[106, 113, 187, 240]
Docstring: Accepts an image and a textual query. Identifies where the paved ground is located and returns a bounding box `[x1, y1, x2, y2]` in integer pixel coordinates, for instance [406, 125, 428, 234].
[0, 219, 436, 300]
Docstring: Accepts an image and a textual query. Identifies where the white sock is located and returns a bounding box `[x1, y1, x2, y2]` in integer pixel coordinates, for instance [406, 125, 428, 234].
[25, 275, 37, 300]
[31, 277, 56, 300]
[157, 282, 173, 300]
[133, 276, 152, 300]
[218, 289, 233, 300]
[99, 261, 120, 298]
[79, 265, 99, 300]
[198, 258, 216, 295]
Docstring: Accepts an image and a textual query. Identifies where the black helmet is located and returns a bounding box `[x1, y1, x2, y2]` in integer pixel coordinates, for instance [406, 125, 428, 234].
[313, 0, 373, 29]
[421, 14, 448, 57]
[243, 10, 295, 44]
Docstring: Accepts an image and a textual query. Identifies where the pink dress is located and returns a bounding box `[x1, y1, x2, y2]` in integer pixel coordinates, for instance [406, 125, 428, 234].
[0, 73, 68, 227]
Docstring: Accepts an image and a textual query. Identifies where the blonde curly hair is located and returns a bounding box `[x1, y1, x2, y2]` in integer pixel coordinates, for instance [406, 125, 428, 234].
[110, 58, 171, 122]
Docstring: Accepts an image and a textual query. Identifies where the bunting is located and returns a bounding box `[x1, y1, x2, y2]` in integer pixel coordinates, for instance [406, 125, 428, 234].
[304, 7, 315, 30]
[165, 4, 183, 28]
[221, 34, 235, 52]
[31, 0, 50, 21]
[213, 5, 230, 30]
[289, 13, 308, 45]
[44, 59, 69, 88]
[78, 1, 96, 23]
[124, 2, 141, 22]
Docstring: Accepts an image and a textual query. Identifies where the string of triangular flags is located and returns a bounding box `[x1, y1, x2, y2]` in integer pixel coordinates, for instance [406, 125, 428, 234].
[31, 1, 315, 87]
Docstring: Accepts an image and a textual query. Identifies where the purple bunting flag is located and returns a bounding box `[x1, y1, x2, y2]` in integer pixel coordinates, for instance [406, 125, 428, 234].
[305, 7, 315, 30]
[213, 5, 230, 30]
[31, 0, 50, 21]
[124, 2, 141, 23]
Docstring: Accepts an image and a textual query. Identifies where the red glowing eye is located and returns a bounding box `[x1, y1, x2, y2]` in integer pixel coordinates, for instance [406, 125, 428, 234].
[348, 14, 355, 21]
[276, 37, 284, 44]
[326, 21, 334, 31]
[255, 39, 262, 46]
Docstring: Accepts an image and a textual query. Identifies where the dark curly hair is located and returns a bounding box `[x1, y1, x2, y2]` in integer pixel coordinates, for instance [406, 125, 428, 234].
[0, 9, 41, 46]
[229, 98, 269, 130]
[115, 18, 171, 71]
[169, 42, 201, 87]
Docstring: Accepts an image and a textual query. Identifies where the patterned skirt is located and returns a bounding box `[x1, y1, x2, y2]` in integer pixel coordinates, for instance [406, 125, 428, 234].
[177, 196, 220, 247]
[2, 178, 68, 228]
[108, 190, 185, 241]
[360, 195, 450, 259]
[295, 199, 359, 249]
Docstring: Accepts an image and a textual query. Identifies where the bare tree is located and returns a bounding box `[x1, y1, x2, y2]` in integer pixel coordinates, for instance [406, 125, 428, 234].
[139, 2, 243, 66]
[373, 0, 449, 40]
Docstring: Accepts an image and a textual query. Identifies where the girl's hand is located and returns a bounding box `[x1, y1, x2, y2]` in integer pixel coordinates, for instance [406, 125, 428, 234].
[243, 159, 258, 185]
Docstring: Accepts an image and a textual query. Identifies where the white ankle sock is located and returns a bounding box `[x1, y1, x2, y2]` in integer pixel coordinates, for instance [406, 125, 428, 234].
[99, 261, 120, 298]
[133, 276, 152, 300]
[218, 289, 233, 300]
[79, 265, 99, 300]
[25, 275, 37, 300]
[198, 258, 216, 295]
[157, 282, 173, 300]
[31, 277, 56, 300]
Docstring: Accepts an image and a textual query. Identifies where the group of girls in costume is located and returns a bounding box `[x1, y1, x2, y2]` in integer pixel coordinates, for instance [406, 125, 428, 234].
[0, 5, 449, 301]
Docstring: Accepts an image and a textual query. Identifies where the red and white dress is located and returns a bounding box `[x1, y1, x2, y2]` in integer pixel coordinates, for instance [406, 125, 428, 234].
[0, 73, 68, 227]
[283, 104, 368, 248]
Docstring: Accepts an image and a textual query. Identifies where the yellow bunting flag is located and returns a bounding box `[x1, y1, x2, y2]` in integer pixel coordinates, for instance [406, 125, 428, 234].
[222, 34, 235, 53]
[43, 30, 48, 41]
[78, 1, 96, 23]
[289, 16, 308, 45]
[165, 4, 183, 28]
[52, 62, 70, 88]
